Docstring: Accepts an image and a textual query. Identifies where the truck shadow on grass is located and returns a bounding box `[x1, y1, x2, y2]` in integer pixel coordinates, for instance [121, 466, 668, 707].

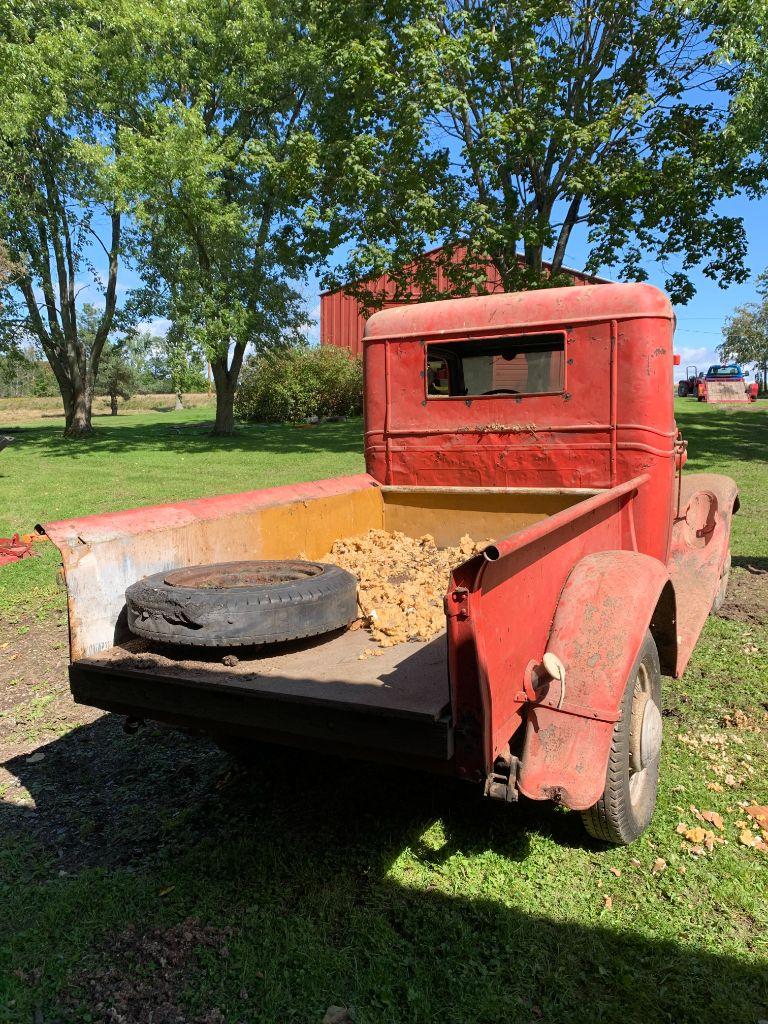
[1, 717, 767, 1023]
[1, 715, 558, 874]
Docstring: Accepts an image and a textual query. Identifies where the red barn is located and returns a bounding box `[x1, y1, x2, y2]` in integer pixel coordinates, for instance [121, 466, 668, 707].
[320, 245, 607, 355]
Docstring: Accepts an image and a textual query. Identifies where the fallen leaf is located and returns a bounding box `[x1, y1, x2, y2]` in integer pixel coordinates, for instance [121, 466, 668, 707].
[158, 886, 175, 897]
[609, 867, 621, 877]
[630, 858, 642, 868]
[701, 810, 724, 830]
[746, 805, 768, 830]
[739, 830, 757, 848]
[685, 826, 707, 844]
[25, 753, 45, 764]
[724, 773, 737, 787]
[652, 857, 667, 875]
[707, 782, 724, 793]
[602, 895, 613, 910]
[677, 865, 687, 875]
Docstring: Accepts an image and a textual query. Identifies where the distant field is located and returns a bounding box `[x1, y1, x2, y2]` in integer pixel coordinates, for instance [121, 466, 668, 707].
[0, 392, 214, 422]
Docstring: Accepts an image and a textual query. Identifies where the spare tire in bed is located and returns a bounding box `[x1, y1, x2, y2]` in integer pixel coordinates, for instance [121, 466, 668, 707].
[125, 560, 358, 647]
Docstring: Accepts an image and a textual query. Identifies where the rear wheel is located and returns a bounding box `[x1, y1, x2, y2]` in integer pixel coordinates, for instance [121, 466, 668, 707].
[581, 632, 662, 845]
[711, 549, 731, 615]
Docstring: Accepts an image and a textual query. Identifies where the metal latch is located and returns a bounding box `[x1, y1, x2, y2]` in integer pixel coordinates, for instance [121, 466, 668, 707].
[484, 748, 520, 803]
[444, 587, 469, 620]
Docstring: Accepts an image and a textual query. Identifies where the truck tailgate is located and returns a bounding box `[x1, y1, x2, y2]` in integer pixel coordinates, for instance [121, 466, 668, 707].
[70, 628, 453, 764]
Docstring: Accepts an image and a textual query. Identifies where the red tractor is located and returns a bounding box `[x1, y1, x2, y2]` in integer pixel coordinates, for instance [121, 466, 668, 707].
[677, 365, 700, 397]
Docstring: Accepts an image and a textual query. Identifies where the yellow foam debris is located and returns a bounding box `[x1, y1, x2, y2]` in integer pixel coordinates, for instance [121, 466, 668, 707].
[324, 529, 490, 649]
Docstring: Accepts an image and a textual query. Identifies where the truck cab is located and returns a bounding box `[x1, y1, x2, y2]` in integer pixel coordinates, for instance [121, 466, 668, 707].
[42, 283, 737, 845]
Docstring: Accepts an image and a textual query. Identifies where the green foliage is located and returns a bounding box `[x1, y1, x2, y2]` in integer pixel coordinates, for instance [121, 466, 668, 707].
[234, 346, 363, 423]
[720, 270, 768, 386]
[333, 0, 763, 306]
[163, 325, 209, 399]
[0, 347, 57, 398]
[95, 343, 139, 412]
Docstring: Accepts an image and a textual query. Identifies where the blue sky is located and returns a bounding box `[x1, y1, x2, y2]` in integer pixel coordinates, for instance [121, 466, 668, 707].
[75, 190, 768, 383]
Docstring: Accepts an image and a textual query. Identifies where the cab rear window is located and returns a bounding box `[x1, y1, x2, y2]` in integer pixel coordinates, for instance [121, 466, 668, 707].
[426, 333, 565, 398]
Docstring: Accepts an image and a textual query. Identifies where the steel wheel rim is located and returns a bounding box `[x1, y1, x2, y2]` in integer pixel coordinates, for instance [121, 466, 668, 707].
[628, 662, 661, 807]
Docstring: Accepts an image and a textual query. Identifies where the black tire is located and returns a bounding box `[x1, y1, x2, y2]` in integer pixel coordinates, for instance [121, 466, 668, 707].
[126, 560, 358, 647]
[581, 631, 662, 845]
[677, 382, 688, 397]
[711, 550, 731, 615]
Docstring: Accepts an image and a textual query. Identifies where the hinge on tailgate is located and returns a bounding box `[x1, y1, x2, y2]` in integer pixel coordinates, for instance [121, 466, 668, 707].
[444, 587, 470, 620]
[484, 749, 520, 803]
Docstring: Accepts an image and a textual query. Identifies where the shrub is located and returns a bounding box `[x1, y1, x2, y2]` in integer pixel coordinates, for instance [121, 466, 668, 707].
[234, 346, 363, 423]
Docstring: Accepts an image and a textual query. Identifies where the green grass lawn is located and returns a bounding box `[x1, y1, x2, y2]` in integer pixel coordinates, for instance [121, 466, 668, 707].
[0, 407, 365, 620]
[0, 400, 766, 1024]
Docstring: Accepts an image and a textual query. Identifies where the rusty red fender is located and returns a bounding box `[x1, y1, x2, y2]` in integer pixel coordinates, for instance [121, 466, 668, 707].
[517, 550, 672, 810]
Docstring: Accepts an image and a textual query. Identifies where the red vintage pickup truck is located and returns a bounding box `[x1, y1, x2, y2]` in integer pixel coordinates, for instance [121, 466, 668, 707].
[41, 283, 736, 845]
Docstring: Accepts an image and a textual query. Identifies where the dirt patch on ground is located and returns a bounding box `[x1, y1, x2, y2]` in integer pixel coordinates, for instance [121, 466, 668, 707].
[61, 918, 234, 1024]
[324, 529, 490, 647]
[0, 616, 228, 872]
[717, 566, 768, 626]
[0, 615, 81, 740]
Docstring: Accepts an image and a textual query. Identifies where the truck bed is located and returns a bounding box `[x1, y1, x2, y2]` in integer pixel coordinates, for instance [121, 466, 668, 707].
[70, 627, 453, 763]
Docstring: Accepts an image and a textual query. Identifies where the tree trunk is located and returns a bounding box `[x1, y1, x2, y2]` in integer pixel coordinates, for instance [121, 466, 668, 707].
[110, 393, 118, 415]
[212, 376, 237, 435]
[63, 381, 93, 438]
[210, 342, 246, 436]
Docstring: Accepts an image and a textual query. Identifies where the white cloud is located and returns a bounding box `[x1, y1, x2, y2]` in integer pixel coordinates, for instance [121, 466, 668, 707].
[677, 346, 708, 362]
[136, 318, 172, 336]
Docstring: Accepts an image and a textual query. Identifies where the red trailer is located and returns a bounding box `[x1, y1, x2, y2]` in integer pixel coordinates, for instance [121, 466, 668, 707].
[41, 283, 736, 845]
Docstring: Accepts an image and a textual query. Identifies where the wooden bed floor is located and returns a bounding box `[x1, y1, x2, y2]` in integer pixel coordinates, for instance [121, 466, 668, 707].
[77, 627, 451, 722]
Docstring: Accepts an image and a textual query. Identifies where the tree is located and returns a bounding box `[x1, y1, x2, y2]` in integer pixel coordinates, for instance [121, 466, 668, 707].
[0, 239, 21, 350]
[117, 0, 391, 435]
[0, 2, 154, 436]
[0, 239, 19, 290]
[96, 342, 138, 414]
[163, 324, 208, 410]
[720, 271, 768, 393]
[334, 0, 762, 306]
